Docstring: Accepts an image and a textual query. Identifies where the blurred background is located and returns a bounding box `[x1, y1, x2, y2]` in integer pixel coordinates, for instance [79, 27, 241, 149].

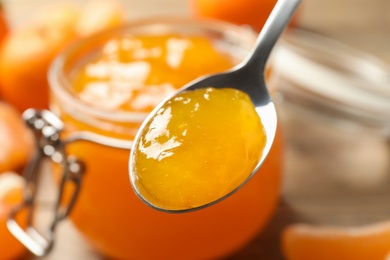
[4, 0, 390, 63]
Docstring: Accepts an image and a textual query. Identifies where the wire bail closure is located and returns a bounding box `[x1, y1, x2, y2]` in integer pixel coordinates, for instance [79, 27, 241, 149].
[7, 109, 85, 257]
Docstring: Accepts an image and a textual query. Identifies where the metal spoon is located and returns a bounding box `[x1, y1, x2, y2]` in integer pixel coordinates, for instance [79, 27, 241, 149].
[129, 0, 301, 213]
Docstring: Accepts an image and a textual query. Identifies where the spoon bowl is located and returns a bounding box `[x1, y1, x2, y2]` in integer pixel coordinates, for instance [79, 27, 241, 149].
[130, 0, 301, 213]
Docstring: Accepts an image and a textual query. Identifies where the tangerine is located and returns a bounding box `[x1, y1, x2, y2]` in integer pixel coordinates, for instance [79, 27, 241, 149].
[282, 222, 390, 260]
[190, 0, 277, 31]
[0, 1, 126, 112]
[0, 3, 80, 112]
[189, 0, 299, 31]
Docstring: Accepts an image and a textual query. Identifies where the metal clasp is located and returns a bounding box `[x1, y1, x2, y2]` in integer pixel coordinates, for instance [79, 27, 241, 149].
[7, 109, 85, 257]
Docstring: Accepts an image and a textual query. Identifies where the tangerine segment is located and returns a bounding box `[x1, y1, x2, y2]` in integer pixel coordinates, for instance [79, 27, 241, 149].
[0, 102, 33, 173]
[282, 222, 390, 260]
[0, 172, 27, 260]
[132, 87, 266, 210]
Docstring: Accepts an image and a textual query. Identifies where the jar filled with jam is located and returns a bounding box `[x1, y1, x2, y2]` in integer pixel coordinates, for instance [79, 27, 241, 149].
[10, 18, 283, 259]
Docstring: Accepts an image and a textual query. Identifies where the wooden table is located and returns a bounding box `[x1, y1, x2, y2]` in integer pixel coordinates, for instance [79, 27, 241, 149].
[3, 0, 390, 259]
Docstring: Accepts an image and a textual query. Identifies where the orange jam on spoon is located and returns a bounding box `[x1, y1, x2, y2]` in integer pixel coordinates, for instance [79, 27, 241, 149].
[131, 87, 266, 211]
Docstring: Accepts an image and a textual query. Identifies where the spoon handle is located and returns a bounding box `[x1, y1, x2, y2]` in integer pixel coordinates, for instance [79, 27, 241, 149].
[244, 0, 301, 71]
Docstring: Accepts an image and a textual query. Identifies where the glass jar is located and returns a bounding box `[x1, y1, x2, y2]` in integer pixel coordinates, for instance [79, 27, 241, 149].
[274, 28, 390, 226]
[12, 18, 283, 260]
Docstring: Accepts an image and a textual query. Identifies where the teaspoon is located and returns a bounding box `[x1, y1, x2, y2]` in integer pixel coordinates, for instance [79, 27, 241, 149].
[129, 0, 301, 213]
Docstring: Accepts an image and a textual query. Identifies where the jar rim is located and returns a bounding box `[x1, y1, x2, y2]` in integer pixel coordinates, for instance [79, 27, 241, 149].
[274, 28, 390, 127]
[48, 17, 258, 123]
